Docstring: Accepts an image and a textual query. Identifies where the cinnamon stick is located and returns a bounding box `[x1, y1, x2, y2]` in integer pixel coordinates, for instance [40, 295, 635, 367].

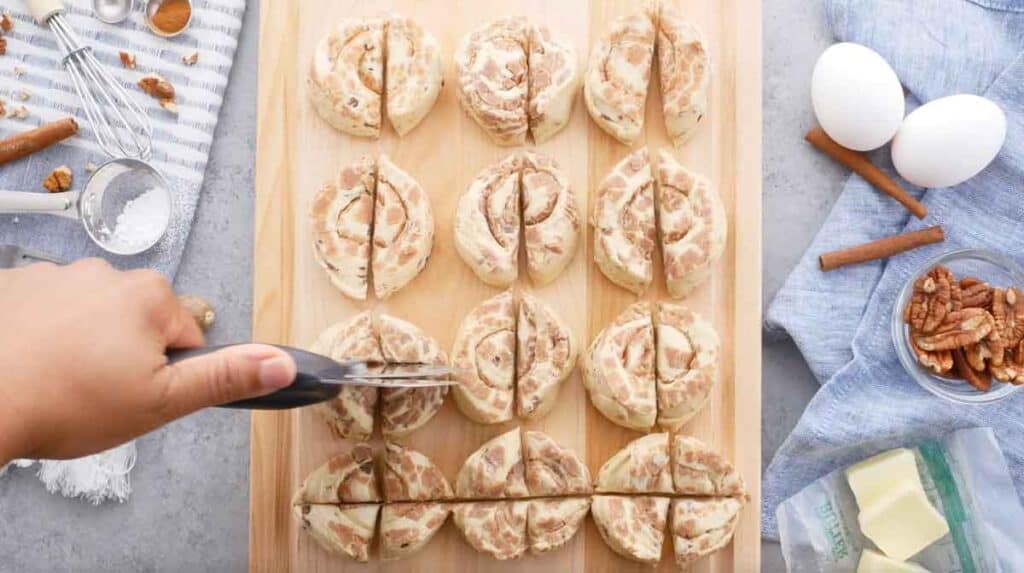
[0, 118, 79, 166]
[819, 226, 945, 271]
[805, 126, 927, 219]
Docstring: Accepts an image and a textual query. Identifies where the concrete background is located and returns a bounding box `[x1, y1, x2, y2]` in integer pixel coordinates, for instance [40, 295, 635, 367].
[0, 0, 846, 570]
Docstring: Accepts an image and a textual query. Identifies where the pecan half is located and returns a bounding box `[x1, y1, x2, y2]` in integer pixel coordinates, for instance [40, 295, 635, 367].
[991, 341, 1024, 384]
[1, 12, 13, 33]
[138, 73, 175, 101]
[914, 308, 994, 352]
[910, 336, 953, 375]
[905, 266, 954, 333]
[992, 287, 1024, 349]
[960, 277, 993, 309]
[119, 51, 136, 69]
[953, 349, 991, 391]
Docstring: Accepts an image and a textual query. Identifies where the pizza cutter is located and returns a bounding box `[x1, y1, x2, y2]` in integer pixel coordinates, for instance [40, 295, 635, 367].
[166, 344, 456, 410]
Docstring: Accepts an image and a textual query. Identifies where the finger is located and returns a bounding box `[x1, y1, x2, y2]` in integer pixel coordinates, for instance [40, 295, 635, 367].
[165, 302, 204, 349]
[153, 344, 296, 420]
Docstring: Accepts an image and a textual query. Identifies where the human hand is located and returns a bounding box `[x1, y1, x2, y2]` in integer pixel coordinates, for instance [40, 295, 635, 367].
[0, 259, 296, 463]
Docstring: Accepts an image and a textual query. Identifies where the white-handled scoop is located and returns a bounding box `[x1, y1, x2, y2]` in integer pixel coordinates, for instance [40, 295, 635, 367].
[0, 158, 171, 256]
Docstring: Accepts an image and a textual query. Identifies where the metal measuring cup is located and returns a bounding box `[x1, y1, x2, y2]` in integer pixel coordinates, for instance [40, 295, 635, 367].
[0, 158, 171, 256]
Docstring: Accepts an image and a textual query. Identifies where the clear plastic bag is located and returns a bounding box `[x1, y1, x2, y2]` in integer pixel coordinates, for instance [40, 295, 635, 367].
[776, 427, 1024, 572]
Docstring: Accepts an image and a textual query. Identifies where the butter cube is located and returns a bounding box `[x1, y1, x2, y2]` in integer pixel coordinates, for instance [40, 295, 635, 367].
[857, 483, 949, 561]
[846, 448, 919, 510]
[857, 549, 931, 572]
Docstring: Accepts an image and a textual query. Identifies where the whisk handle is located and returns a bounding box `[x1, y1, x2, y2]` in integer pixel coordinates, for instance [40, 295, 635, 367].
[25, 0, 64, 24]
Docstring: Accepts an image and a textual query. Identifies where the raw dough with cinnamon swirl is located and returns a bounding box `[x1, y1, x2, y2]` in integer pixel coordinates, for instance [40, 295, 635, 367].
[451, 290, 517, 424]
[455, 18, 530, 146]
[454, 155, 521, 286]
[309, 156, 375, 300]
[583, 8, 656, 144]
[592, 148, 656, 294]
[293, 504, 379, 562]
[516, 292, 577, 419]
[521, 151, 580, 285]
[591, 496, 670, 565]
[656, 2, 711, 146]
[655, 149, 726, 298]
[455, 427, 528, 499]
[309, 18, 384, 137]
[291, 442, 380, 505]
[656, 301, 719, 430]
[385, 15, 444, 135]
[583, 301, 657, 430]
[372, 155, 434, 299]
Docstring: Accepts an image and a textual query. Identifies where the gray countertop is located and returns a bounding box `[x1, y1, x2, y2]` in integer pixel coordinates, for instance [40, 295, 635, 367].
[0, 1, 846, 571]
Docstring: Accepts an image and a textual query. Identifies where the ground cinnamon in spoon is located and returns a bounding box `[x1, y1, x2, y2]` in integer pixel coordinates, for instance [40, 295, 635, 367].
[151, 0, 191, 35]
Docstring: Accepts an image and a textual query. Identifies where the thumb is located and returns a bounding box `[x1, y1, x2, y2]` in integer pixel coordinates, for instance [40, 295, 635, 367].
[156, 344, 296, 419]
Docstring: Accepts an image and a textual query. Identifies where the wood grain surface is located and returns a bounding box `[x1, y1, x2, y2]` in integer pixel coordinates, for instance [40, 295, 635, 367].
[252, 0, 762, 571]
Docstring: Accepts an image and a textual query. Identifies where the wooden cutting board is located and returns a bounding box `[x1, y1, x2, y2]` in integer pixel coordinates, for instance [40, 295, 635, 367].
[251, 0, 762, 571]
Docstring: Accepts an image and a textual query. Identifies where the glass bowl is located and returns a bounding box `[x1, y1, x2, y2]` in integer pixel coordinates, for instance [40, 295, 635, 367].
[891, 248, 1024, 404]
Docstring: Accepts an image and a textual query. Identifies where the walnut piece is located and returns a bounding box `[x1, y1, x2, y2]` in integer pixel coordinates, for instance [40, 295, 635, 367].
[905, 266, 954, 333]
[43, 166, 73, 193]
[182, 51, 198, 66]
[1, 12, 12, 33]
[9, 105, 28, 119]
[119, 51, 137, 69]
[138, 73, 175, 101]
[914, 308, 994, 352]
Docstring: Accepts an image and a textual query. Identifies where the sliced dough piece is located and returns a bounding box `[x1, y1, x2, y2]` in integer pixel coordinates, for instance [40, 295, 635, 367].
[372, 155, 434, 299]
[671, 497, 743, 567]
[308, 18, 384, 137]
[313, 312, 381, 440]
[656, 3, 711, 146]
[293, 504, 380, 562]
[451, 290, 517, 424]
[523, 430, 591, 496]
[655, 149, 726, 298]
[516, 292, 576, 419]
[583, 9, 656, 144]
[377, 314, 449, 437]
[292, 443, 379, 504]
[385, 15, 444, 136]
[380, 502, 450, 560]
[455, 427, 529, 498]
[592, 148, 656, 294]
[670, 435, 748, 499]
[454, 154, 521, 287]
[583, 302, 657, 431]
[455, 18, 529, 146]
[596, 433, 673, 494]
[591, 496, 670, 565]
[453, 501, 529, 560]
[526, 24, 578, 143]
[521, 151, 580, 286]
[309, 156, 375, 300]
[656, 302, 720, 430]
[527, 498, 590, 554]
[381, 442, 452, 502]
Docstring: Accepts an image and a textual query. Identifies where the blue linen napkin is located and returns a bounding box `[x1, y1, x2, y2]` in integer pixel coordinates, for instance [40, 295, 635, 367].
[763, 0, 1024, 539]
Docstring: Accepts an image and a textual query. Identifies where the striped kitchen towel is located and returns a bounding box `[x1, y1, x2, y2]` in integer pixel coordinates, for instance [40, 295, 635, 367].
[0, 0, 246, 504]
[0, 0, 246, 277]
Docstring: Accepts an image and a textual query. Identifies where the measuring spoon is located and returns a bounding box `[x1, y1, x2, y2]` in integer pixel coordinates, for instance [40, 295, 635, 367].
[0, 158, 171, 256]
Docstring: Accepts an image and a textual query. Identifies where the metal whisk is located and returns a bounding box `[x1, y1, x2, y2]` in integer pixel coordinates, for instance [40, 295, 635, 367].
[26, 0, 153, 159]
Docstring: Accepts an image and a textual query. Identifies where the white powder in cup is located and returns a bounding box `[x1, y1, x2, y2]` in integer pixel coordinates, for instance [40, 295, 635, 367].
[107, 187, 170, 252]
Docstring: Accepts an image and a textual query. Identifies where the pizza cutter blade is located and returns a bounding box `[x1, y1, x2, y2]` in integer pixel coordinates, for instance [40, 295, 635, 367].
[166, 344, 456, 410]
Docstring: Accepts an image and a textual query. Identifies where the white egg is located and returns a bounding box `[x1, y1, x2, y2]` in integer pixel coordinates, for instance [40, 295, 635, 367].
[891, 95, 1006, 189]
[811, 43, 905, 151]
